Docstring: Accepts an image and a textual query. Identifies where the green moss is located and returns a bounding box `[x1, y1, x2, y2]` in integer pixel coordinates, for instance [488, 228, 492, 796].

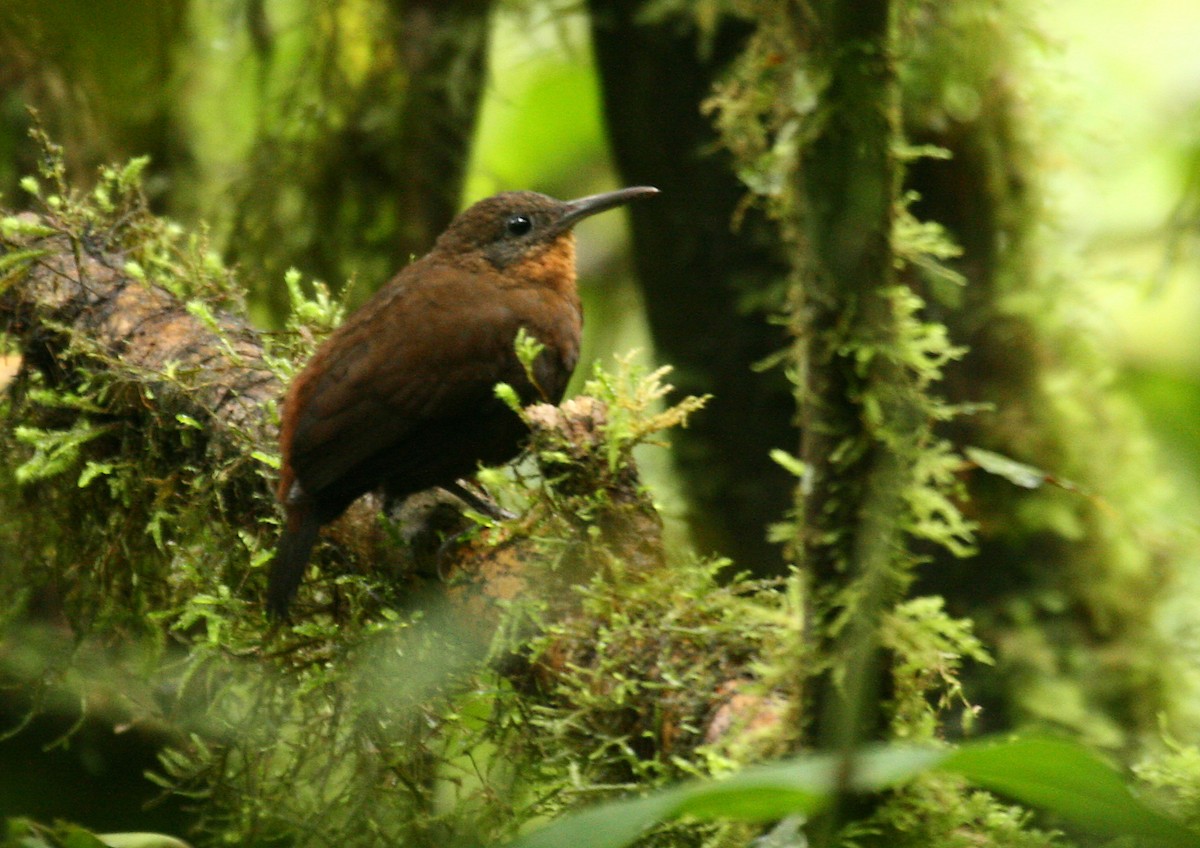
[863, 772, 1066, 848]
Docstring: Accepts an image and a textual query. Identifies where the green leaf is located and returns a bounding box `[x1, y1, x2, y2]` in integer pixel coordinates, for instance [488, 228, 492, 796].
[964, 446, 1048, 489]
[78, 460, 116, 488]
[0, 247, 49, 280]
[943, 736, 1200, 845]
[250, 449, 281, 469]
[3, 817, 53, 846]
[185, 299, 220, 332]
[769, 448, 807, 479]
[508, 794, 671, 848]
[114, 154, 151, 189]
[494, 381, 523, 415]
[505, 745, 946, 848]
[1, 215, 56, 238]
[60, 825, 108, 848]
[98, 832, 192, 848]
[14, 421, 115, 484]
[513, 327, 547, 398]
[504, 737, 1200, 848]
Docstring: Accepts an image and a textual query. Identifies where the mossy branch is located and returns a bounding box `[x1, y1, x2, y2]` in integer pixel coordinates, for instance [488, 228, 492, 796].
[1, 211, 280, 449]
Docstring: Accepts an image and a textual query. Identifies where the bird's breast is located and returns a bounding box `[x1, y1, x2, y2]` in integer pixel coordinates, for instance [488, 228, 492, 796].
[495, 283, 581, 405]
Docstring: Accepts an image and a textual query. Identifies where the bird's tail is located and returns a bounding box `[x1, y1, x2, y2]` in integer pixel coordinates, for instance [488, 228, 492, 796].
[268, 505, 320, 620]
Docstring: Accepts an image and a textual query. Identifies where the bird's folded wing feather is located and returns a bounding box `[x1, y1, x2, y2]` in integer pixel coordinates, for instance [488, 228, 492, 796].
[286, 271, 529, 496]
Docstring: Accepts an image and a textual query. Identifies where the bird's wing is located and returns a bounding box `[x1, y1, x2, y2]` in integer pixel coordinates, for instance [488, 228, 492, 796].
[283, 267, 537, 499]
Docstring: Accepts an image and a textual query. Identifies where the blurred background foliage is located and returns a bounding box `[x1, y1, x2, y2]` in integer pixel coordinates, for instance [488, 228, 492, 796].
[3, 0, 1200, 844]
[1040, 0, 1200, 494]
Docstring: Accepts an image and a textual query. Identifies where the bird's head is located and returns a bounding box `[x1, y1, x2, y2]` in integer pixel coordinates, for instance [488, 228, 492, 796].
[433, 186, 659, 277]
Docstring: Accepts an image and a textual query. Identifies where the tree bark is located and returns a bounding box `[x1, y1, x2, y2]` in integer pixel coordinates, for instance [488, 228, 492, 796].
[1, 216, 277, 449]
[588, 0, 796, 577]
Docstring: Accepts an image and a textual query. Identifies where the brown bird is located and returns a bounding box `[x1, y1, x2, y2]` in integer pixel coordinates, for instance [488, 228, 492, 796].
[270, 186, 659, 617]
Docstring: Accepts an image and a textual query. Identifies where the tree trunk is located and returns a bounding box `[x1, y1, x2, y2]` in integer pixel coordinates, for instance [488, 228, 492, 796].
[588, 0, 796, 577]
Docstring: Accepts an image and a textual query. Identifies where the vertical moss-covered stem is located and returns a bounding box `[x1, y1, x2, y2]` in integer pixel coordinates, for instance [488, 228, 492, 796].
[704, 0, 977, 758]
[789, 0, 907, 750]
[796, 0, 897, 581]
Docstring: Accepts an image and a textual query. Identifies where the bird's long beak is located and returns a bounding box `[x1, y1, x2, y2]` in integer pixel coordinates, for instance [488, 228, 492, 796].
[557, 185, 660, 229]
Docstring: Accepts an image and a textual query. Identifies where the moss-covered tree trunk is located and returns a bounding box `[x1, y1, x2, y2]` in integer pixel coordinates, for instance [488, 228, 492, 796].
[0, 170, 758, 845]
[787, 0, 910, 752]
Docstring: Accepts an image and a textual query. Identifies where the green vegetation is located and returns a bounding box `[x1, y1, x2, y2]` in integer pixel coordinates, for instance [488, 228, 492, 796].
[2, 0, 1200, 846]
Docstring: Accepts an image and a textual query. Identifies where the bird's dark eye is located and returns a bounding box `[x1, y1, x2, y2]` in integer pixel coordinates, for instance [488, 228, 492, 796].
[505, 214, 533, 237]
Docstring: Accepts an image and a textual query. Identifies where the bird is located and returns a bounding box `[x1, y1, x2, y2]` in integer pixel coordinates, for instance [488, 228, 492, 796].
[269, 185, 660, 617]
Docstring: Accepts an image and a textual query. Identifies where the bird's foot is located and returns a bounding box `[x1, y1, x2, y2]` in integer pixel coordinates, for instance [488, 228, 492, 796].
[442, 480, 516, 522]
